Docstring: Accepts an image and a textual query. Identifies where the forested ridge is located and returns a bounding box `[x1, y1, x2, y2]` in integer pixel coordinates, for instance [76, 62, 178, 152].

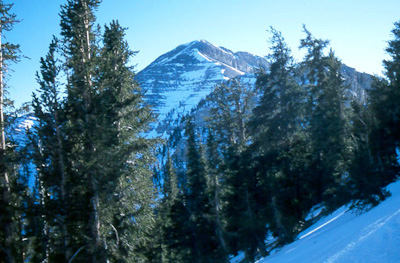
[1, 1, 400, 263]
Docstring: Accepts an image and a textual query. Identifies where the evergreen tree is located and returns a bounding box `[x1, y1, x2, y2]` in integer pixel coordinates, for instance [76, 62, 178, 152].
[205, 129, 228, 259]
[249, 28, 309, 245]
[96, 21, 156, 262]
[207, 79, 256, 153]
[30, 36, 68, 262]
[202, 79, 265, 261]
[0, 2, 23, 262]
[186, 118, 222, 262]
[164, 117, 226, 263]
[59, 1, 103, 261]
[28, 1, 157, 262]
[299, 26, 350, 208]
[366, 21, 400, 187]
[348, 99, 389, 207]
[144, 148, 180, 263]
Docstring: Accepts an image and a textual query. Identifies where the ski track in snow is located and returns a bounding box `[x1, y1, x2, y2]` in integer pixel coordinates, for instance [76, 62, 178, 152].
[324, 207, 400, 263]
[300, 210, 346, 240]
[249, 180, 400, 263]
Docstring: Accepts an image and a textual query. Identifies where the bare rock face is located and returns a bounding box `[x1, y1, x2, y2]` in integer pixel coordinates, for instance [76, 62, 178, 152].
[341, 64, 373, 102]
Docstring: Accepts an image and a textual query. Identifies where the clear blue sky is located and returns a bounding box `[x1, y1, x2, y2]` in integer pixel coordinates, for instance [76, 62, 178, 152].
[4, 0, 400, 109]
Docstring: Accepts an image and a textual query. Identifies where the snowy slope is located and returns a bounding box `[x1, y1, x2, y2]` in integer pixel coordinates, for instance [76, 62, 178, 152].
[8, 114, 38, 148]
[248, 180, 400, 263]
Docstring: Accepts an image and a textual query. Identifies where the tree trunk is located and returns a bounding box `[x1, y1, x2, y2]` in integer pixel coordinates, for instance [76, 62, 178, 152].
[55, 105, 71, 262]
[213, 174, 228, 254]
[0, 22, 13, 263]
[80, 1, 102, 261]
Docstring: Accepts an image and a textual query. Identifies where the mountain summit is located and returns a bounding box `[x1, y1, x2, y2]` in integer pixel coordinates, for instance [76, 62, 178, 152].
[136, 40, 269, 124]
[137, 40, 371, 135]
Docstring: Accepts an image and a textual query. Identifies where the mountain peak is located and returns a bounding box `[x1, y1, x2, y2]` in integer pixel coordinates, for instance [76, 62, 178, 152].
[149, 39, 269, 76]
[137, 40, 268, 132]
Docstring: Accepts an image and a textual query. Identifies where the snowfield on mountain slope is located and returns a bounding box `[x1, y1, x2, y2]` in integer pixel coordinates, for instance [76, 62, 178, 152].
[251, 180, 400, 263]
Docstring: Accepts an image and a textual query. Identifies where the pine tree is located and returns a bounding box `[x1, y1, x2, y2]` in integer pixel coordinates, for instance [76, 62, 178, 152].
[248, 28, 309, 245]
[30, 36, 68, 262]
[299, 26, 350, 208]
[59, 1, 103, 261]
[97, 21, 156, 263]
[202, 78, 266, 261]
[0, 2, 23, 262]
[165, 117, 226, 263]
[145, 148, 179, 263]
[366, 21, 400, 187]
[348, 99, 389, 207]
[205, 129, 228, 259]
[206, 79, 256, 153]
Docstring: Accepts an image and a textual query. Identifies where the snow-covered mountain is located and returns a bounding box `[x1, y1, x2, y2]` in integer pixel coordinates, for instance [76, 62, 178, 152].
[230, 180, 400, 263]
[136, 39, 269, 134]
[136, 40, 372, 136]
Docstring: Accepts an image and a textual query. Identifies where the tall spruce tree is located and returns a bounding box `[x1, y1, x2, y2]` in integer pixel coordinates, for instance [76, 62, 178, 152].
[249, 28, 309, 245]
[202, 79, 266, 262]
[183, 117, 225, 263]
[30, 36, 68, 262]
[299, 26, 350, 208]
[0, 2, 23, 262]
[144, 148, 179, 263]
[59, 1, 103, 261]
[366, 21, 400, 187]
[97, 21, 156, 263]
[348, 99, 389, 206]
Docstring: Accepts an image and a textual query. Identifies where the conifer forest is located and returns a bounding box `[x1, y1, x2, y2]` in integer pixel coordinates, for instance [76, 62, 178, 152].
[1, 1, 400, 263]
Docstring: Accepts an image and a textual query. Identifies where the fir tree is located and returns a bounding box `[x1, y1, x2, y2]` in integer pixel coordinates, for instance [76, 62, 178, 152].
[0, 2, 23, 262]
[30, 36, 68, 262]
[249, 28, 309, 245]
[202, 78, 265, 261]
[97, 21, 156, 262]
[299, 26, 350, 208]
[348, 99, 389, 207]
[166, 117, 226, 263]
[366, 21, 400, 187]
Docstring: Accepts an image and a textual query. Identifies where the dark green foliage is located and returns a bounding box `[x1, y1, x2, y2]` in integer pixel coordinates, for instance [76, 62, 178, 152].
[203, 79, 261, 261]
[348, 100, 389, 207]
[249, 28, 310, 245]
[30, 36, 68, 262]
[0, 2, 25, 262]
[27, 2, 156, 263]
[183, 118, 227, 263]
[347, 21, 400, 206]
[223, 149, 269, 262]
[299, 26, 350, 208]
[367, 21, 400, 184]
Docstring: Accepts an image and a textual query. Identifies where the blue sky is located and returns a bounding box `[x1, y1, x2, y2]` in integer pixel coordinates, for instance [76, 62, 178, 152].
[4, 0, 400, 108]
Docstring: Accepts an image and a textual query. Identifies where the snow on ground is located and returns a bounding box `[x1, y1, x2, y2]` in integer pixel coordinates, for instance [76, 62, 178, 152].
[253, 180, 400, 263]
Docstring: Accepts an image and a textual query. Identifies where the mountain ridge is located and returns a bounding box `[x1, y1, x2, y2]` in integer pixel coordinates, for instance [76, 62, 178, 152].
[137, 39, 372, 136]
[136, 39, 269, 135]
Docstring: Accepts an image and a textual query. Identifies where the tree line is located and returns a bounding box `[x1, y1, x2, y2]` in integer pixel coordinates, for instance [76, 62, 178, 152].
[0, 0, 400, 263]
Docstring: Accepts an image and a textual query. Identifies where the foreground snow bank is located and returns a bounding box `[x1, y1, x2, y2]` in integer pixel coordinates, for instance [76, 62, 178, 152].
[257, 180, 400, 263]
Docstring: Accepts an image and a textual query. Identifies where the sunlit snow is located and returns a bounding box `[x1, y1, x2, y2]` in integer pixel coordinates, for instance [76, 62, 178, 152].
[244, 180, 400, 263]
